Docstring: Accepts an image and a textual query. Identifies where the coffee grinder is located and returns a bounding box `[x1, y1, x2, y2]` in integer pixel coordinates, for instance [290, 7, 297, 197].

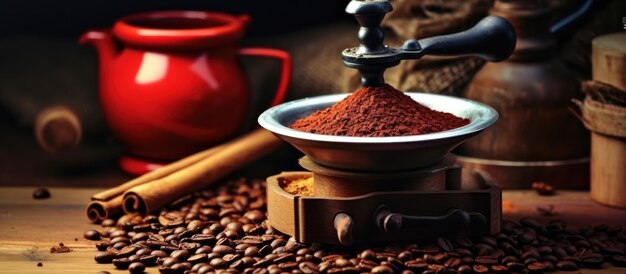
[259, 0, 516, 245]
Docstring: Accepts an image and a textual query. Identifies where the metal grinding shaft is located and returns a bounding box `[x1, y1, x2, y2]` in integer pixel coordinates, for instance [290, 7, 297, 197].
[342, 0, 517, 87]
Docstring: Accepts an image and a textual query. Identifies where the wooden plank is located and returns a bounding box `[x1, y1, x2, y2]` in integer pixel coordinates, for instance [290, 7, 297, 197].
[1, 187, 626, 273]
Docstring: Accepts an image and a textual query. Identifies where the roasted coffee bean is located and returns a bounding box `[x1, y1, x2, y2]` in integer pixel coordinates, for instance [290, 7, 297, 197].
[111, 237, 131, 245]
[101, 219, 116, 227]
[278, 261, 298, 271]
[252, 257, 273, 268]
[371, 265, 394, 274]
[195, 245, 212, 255]
[358, 249, 375, 261]
[461, 256, 474, 265]
[556, 260, 578, 271]
[96, 242, 110, 251]
[112, 242, 128, 250]
[457, 265, 472, 274]
[170, 262, 192, 273]
[170, 249, 190, 261]
[475, 256, 498, 265]
[135, 248, 152, 256]
[298, 261, 319, 273]
[274, 253, 295, 263]
[491, 265, 508, 273]
[270, 239, 287, 249]
[223, 253, 242, 263]
[188, 253, 208, 264]
[542, 261, 555, 272]
[151, 250, 168, 258]
[90, 179, 626, 274]
[94, 251, 116, 263]
[213, 244, 235, 255]
[501, 255, 518, 264]
[84, 229, 101, 240]
[209, 257, 228, 269]
[472, 264, 489, 273]
[506, 262, 525, 272]
[139, 255, 157, 266]
[118, 246, 139, 258]
[128, 255, 141, 263]
[33, 187, 51, 199]
[521, 250, 540, 260]
[128, 262, 145, 274]
[444, 257, 461, 268]
[397, 251, 412, 262]
[525, 257, 539, 265]
[110, 230, 128, 238]
[454, 248, 473, 258]
[527, 262, 546, 273]
[532, 181, 555, 195]
[436, 237, 453, 252]
[113, 258, 131, 269]
[455, 237, 473, 248]
[160, 245, 178, 254]
[161, 257, 179, 267]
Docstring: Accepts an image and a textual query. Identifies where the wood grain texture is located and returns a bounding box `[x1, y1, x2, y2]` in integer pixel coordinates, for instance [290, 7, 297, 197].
[1, 187, 626, 273]
[590, 32, 626, 208]
[593, 33, 626, 91]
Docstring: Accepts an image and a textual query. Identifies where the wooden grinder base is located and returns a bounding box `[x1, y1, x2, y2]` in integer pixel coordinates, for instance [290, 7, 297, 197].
[267, 156, 501, 245]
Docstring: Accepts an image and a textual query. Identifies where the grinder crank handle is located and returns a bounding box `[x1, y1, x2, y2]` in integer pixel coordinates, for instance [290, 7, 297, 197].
[375, 206, 487, 235]
[411, 16, 516, 62]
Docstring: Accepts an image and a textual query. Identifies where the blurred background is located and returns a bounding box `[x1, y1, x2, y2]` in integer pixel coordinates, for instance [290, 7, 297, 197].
[0, 0, 622, 187]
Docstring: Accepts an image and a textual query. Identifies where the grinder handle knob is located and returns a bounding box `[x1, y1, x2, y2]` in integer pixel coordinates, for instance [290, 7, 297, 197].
[334, 213, 354, 246]
[377, 207, 471, 234]
[417, 16, 516, 62]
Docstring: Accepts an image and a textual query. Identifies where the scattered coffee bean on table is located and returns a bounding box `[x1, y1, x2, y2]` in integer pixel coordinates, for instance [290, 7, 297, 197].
[37, 262, 42, 267]
[85, 178, 626, 274]
[32, 187, 51, 199]
[128, 262, 146, 273]
[532, 182, 555, 196]
[84, 229, 101, 240]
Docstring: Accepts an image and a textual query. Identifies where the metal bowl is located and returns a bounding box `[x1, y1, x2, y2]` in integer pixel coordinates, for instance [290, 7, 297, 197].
[258, 93, 498, 171]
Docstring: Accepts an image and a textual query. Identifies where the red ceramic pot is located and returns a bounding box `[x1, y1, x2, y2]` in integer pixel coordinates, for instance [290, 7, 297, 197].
[80, 11, 291, 175]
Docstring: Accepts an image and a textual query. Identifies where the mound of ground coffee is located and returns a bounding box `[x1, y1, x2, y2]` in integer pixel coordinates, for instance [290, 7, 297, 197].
[289, 84, 470, 137]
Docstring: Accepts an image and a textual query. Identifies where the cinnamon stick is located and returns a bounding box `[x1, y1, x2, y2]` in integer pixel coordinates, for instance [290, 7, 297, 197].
[86, 196, 124, 223]
[87, 137, 223, 222]
[123, 128, 281, 216]
[91, 146, 222, 201]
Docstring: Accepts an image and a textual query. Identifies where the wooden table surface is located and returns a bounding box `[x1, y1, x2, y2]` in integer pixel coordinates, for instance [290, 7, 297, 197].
[1, 187, 626, 274]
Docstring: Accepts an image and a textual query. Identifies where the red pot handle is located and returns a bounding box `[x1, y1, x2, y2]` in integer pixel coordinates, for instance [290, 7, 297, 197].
[238, 48, 291, 107]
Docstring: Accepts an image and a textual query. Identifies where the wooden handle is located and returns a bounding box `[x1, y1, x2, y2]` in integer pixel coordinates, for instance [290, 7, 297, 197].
[35, 105, 81, 154]
[333, 213, 354, 246]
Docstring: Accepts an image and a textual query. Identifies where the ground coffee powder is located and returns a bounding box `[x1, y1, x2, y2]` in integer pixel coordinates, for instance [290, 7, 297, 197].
[289, 84, 470, 137]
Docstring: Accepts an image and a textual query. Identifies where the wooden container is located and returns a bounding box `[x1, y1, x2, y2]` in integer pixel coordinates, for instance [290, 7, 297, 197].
[588, 33, 626, 208]
[457, 0, 590, 189]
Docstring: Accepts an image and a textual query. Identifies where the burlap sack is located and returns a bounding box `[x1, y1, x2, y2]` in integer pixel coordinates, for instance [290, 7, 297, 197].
[579, 97, 626, 138]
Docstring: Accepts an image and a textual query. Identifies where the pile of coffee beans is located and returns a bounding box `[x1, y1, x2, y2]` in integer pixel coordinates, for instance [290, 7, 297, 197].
[87, 178, 626, 274]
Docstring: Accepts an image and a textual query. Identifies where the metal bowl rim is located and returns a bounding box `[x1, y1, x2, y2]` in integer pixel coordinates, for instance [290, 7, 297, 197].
[258, 92, 498, 144]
